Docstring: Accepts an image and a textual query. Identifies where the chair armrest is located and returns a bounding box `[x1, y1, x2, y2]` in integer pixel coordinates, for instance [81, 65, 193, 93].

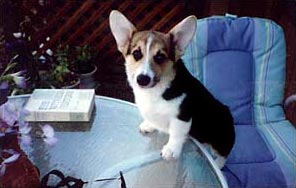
[284, 94, 296, 109]
[258, 120, 296, 187]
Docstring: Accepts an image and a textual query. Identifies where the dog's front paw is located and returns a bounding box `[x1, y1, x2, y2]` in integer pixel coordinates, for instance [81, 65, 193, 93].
[139, 121, 155, 134]
[161, 143, 182, 160]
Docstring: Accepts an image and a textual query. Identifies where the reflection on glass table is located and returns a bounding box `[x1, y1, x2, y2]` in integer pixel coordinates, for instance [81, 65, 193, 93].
[9, 95, 228, 188]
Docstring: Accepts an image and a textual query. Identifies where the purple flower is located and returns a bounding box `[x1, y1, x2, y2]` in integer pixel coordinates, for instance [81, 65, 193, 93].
[0, 149, 20, 176]
[0, 102, 18, 127]
[0, 120, 10, 136]
[43, 136, 58, 146]
[17, 108, 30, 125]
[20, 134, 32, 145]
[19, 122, 31, 134]
[41, 124, 57, 146]
[0, 101, 31, 137]
[41, 124, 55, 137]
[17, 120, 32, 145]
[0, 82, 9, 89]
[9, 71, 26, 89]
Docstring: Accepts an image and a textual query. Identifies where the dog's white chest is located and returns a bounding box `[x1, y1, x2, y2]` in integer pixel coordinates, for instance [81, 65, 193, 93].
[135, 88, 185, 133]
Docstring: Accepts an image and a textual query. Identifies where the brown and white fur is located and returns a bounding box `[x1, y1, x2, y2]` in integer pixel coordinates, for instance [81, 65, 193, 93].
[109, 10, 235, 169]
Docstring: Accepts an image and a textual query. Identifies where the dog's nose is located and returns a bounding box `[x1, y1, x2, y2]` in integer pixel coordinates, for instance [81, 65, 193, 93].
[137, 74, 151, 86]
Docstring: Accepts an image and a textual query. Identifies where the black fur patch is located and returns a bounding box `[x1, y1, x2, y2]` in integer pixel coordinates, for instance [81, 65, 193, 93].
[162, 59, 235, 157]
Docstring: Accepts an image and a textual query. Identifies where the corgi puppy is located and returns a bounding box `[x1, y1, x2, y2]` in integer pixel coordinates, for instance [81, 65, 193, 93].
[109, 10, 235, 169]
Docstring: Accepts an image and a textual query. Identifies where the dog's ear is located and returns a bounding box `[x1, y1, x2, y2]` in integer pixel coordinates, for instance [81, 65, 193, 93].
[109, 10, 136, 54]
[168, 16, 196, 59]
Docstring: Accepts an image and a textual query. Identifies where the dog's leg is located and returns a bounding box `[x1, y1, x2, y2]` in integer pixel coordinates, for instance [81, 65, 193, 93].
[203, 144, 226, 169]
[139, 120, 156, 134]
[215, 155, 226, 169]
[161, 119, 191, 160]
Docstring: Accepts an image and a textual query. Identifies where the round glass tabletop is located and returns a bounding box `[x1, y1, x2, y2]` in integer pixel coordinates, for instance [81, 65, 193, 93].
[9, 95, 226, 188]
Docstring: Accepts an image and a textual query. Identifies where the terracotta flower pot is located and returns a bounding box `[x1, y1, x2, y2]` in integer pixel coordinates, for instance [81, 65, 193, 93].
[0, 134, 40, 188]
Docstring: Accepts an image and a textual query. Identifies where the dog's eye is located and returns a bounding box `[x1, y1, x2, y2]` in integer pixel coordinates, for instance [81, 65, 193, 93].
[154, 52, 166, 65]
[132, 49, 143, 61]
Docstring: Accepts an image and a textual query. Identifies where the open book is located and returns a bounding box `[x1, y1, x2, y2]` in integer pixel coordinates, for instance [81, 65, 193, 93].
[24, 89, 95, 122]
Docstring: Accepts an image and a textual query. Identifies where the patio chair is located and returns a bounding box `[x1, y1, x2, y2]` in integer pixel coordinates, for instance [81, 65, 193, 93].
[182, 15, 296, 188]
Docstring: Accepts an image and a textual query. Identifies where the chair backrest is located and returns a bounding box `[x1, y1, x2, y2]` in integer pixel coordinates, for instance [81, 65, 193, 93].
[182, 16, 286, 126]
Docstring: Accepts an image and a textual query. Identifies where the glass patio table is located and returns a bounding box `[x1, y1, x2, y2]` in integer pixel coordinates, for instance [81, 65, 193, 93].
[9, 95, 228, 188]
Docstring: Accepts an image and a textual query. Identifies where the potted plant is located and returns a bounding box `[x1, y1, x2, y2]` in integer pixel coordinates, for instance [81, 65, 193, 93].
[71, 45, 97, 89]
[41, 45, 79, 89]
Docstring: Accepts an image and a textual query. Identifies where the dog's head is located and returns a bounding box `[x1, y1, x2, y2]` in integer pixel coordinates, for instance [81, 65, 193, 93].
[109, 10, 196, 89]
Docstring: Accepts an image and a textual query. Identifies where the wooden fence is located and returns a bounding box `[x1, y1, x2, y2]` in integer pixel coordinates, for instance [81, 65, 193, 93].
[14, 1, 187, 63]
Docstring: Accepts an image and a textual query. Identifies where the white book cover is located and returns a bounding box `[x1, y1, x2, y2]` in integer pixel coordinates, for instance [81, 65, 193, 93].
[24, 89, 95, 122]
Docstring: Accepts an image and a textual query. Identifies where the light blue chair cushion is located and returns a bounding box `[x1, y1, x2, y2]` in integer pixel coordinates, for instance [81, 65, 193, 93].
[227, 126, 273, 164]
[205, 51, 253, 125]
[182, 16, 296, 188]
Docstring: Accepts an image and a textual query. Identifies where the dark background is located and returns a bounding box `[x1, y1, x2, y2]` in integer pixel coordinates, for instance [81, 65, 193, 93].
[1, 0, 295, 125]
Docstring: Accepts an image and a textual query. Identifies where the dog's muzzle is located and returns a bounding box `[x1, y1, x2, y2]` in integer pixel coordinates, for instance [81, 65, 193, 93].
[136, 74, 159, 88]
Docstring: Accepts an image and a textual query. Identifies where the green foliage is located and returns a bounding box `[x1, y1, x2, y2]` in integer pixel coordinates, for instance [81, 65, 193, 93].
[52, 44, 70, 83]
[41, 44, 96, 87]
[72, 45, 96, 74]
[43, 44, 78, 88]
[75, 45, 92, 63]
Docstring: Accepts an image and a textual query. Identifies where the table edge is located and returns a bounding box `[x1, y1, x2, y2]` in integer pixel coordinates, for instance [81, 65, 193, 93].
[189, 137, 229, 188]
